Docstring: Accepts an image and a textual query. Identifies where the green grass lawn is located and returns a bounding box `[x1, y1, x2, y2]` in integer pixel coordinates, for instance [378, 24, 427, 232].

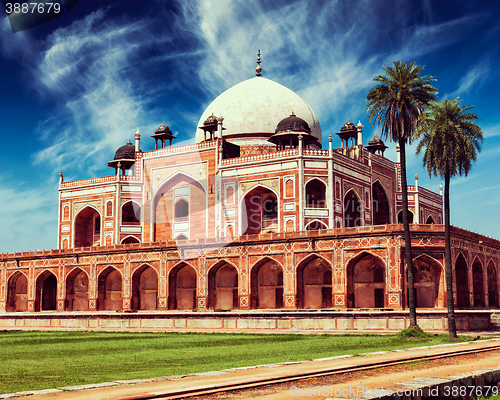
[0, 330, 476, 394]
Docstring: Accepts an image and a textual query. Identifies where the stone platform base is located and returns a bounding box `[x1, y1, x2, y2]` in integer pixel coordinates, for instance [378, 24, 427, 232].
[0, 310, 492, 332]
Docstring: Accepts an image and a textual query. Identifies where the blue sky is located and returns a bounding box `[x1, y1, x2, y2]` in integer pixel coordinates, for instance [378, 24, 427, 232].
[1, 0, 499, 252]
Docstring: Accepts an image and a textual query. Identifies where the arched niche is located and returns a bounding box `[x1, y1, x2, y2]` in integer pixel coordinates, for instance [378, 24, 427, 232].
[455, 253, 469, 308]
[153, 173, 206, 242]
[6, 272, 28, 312]
[305, 220, 328, 231]
[425, 215, 435, 224]
[35, 271, 57, 311]
[121, 236, 140, 244]
[168, 263, 197, 310]
[208, 262, 238, 311]
[132, 265, 158, 311]
[74, 206, 101, 247]
[250, 258, 283, 309]
[397, 209, 414, 224]
[66, 268, 89, 311]
[346, 252, 386, 308]
[297, 256, 332, 309]
[344, 190, 361, 227]
[411, 256, 442, 308]
[305, 179, 326, 208]
[122, 201, 141, 225]
[472, 258, 485, 307]
[488, 261, 498, 308]
[240, 185, 278, 235]
[97, 267, 122, 311]
[372, 181, 390, 225]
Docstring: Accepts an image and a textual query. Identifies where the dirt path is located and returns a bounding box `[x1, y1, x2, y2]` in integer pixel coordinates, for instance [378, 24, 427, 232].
[26, 340, 500, 400]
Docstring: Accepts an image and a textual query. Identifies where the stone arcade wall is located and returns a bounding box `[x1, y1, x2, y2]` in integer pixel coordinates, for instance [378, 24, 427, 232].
[1, 225, 499, 319]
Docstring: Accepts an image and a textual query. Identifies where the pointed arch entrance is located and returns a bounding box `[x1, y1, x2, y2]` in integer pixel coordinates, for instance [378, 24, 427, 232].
[412, 256, 442, 308]
[97, 267, 122, 310]
[66, 268, 88, 311]
[346, 252, 386, 308]
[297, 256, 332, 309]
[250, 258, 283, 309]
[344, 190, 361, 227]
[488, 261, 498, 308]
[6, 272, 28, 312]
[208, 262, 238, 311]
[35, 271, 57, 311]
[305, 179, 326, 208]
[168, 263, 197, 310]
[74, 206, 101, 247]
[372, 181, 390, 225]
[455, 253, 469, 308]
[472, 258, 485, 307]
[241, 186, 278, 235]
[132, 265, 158, 310]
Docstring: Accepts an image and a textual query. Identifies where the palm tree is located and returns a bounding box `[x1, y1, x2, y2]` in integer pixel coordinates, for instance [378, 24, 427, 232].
[413, 98, 482, 339]
[366, 61, 437, 330]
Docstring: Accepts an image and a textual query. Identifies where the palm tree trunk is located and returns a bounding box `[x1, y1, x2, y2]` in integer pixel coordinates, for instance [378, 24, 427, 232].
[399, 139, 418, 329]
[444, 173, 457, 338]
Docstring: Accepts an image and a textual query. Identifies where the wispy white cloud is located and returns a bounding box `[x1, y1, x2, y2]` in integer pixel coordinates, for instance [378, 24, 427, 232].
[445, 61, 491, 99]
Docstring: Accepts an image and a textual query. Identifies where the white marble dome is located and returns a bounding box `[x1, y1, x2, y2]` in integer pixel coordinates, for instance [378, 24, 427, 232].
[195, 77, 322, 146]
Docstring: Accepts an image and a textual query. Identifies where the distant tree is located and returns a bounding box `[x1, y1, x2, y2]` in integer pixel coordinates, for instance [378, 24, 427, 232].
[366, 61, 437, 330]
[414, 98, 483, 339]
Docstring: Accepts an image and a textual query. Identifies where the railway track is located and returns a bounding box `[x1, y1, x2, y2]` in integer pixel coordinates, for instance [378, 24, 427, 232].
[113, 342, 500, 400]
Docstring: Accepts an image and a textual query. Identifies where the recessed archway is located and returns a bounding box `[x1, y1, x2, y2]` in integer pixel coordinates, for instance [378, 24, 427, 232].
[455, 253, 469, 308]
[168, 263, 197, 310]
[66, 268, 88, 311]
[121, 201, 141, 225]
[35, 271, 57, 311]
[425, 215, 435, 224]
[297, 255, 332, 309]
[208, 262, 238, 311]
[132, 265, 158, 311]
[472, 258, 485, 307]
[305, 179, 326, 208]
[6, 272, 28, 312]
[241, 186, 278, 235]
[397, 209, 414, 224]
[74, 206, 101, 247]
[346, 252, 386, 308]
[250, 258, 283, 309]
[412, 255, 442, 308]
[344, 190, 361, 227]
[97, 267, 122, 311]
[487, 261, 498, 308]
[305, 220, 328, 231]
[372, 181, 390, 225]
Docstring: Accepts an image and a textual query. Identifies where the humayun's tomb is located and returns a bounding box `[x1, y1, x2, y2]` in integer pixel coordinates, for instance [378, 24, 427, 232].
[1, 57, 498, 331]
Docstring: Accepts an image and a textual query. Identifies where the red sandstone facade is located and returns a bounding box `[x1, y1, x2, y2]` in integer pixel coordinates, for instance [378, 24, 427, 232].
[1, 72, 498, 316]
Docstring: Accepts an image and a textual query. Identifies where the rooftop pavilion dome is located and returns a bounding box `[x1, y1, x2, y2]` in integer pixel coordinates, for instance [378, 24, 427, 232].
[195, 53, 321, 146]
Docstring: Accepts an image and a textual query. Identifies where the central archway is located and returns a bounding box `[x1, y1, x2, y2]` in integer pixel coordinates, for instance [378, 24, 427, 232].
[208, 262, 238, 311]
[346, 252, 386, 308]
[74, 206, 101, 247]
[297, 256, 332, 309]
[250, 258, 283, 309]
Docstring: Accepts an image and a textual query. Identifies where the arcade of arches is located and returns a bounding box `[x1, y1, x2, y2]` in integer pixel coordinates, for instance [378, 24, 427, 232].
[4, 246, 500, 312]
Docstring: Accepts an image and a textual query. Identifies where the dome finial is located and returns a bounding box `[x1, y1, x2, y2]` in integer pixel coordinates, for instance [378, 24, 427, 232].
[256, 50, 262, 77]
